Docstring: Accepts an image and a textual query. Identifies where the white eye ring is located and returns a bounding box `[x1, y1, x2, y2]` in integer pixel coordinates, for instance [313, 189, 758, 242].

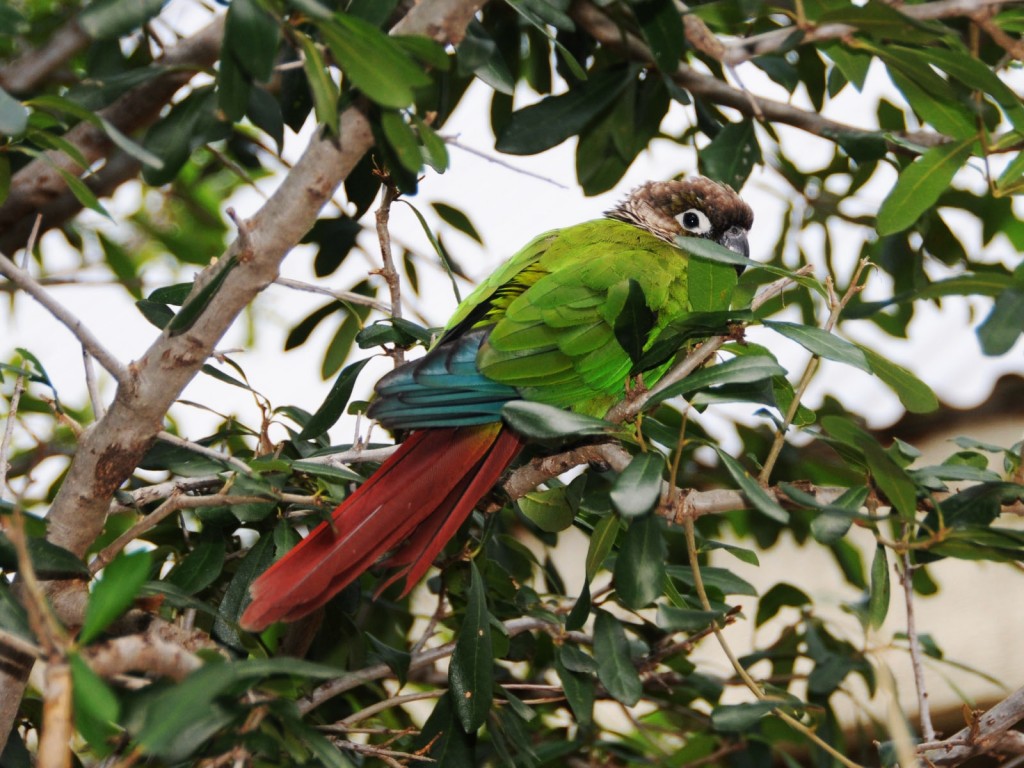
[678, 209, 712, 235]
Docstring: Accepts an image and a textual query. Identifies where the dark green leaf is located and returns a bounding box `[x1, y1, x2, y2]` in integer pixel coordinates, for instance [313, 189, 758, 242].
[635, 0, 685, 73]
[700, 120, 762, 190]
[70, 653, 120, 757]
[167, 255, 239, 335]
[614, 515, 666, 609]
[433, 202, 483, 243]
[585, 514, 619, 580]
[165, 539, 225, 596]
[0, 88, 29, 136]
[321, 14, 430, 109]
[711, 701, 776, 732]
[755, 583, 810, 627]
[554, 656, 594, 727]
[858, 345, 938, 412]
[79, 0, 165, 39]
[610, 452, 664, 519]
[80, 550, 152, 644]
[764, 320, 870, 371]
[876, 140, 973, 235]
[495, 67, 634, 155]
[518, 487, 575, 533]
[501, 400, 616, 442]
[367, 633, 411, 686]
[416, 693, 475, 766]
[977, 288, 1024, 355]
[651, 354, 787, 405]
[657, 605, 725, 632]
[566, 580, 590, 631]
[224, 0, 279, 82]
[295, 30, 339, 134]
[0, 534, 89, 580]
[613, 279, 656, 365]
[868, 546, 890, 629]
[380, 110, 423, 173]
[712, 447, 789, 523]
[593, 610, 642, 706]
[297, 357, 371, 439]
[448, 562, 493, 733]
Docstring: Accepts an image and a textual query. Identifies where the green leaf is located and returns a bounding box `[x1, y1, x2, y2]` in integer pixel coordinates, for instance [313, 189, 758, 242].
[593, 610, 642, 706]
[53, 165, 110, 218]
[858, 345, 938, 413]
[500, 400, 616, 442]
[868, 546, 890, 629]
[554, 656, 594, 727]
[416, 694, 475, 765]
[712, 446, 789, 523]
[495, 67, 634, 155]
[755, 583, 810, 627]
[167, 255, 239, 335]
[0, 87, 28, 136]
[79, 0, 166, 39]
[413, 115, 449, 173]
[457, 20, 515, 95]
[295, 30, 339, 134]
[518, 487, 575, 533]
[565, 580, 590, 631]
[165, 539, 225, 596]
[977, 287, 1024, 355]
[863, 440, 918, 519]
[610, 452, 664, 519]
[712, 701, 776, 731]
[321, 14, 430, 109]
[433, 202, 482, 243]
[0, 534, 89, 580]
[448, 562, 493, 733]
[613, 279, 656, 366]
[224, 0, 279, 82]
[297, 358, 371, 440]
[585, 515, 619, 581]
[673, 233, 765, 272]
[0, 155, 10, 205]
[380, 110, 423, 173]
[651, 354, 787, 405]
[614, 515, 666, 609]
[700, 120, 762, 190]
[635, 0, 685, 73]
[367, 633, 411, 686]
[764, 320, 870, 371]
[657, 605, 725, 632]
[876, 140, 973, 235]
[80, 551, 152, 644]
[70, 653, 120, 757]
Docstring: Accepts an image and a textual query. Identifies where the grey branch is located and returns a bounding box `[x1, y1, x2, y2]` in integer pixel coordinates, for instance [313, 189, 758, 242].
[573, 2, 949, 149]
[723, 0, 1024, 64]
[0, 18, 90, 95]
[921, 686, 1024, 765]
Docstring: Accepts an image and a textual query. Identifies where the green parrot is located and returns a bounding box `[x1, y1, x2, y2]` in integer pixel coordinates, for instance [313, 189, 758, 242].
[241, 177, 753, 629]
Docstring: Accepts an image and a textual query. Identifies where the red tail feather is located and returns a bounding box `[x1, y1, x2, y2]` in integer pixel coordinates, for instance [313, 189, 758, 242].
[240, 425, 524, 630]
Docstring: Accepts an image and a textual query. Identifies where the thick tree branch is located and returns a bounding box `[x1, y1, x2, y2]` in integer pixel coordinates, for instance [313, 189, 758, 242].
[0, 0, 486, 751]
[572, 2, 948, 149]
[920, 686, 1024, 765]
[0, 17, 225, 256]
[722, 0, 1024, 64]
[0, 18, 90, 95]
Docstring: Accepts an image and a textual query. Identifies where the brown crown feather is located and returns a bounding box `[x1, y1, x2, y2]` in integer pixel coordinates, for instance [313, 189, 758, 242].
[605, 177, 753, 244]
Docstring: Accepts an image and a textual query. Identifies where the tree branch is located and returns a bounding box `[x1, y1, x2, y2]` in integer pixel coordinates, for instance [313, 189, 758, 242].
[0, 18, 90, 95]
[572, 2, 948, 149]
[0, 17, 225, 256]
[920, 686, 1024, 765]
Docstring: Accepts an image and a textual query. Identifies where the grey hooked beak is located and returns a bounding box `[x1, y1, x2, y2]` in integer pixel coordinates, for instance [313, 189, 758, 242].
[720, 226, 749, 259]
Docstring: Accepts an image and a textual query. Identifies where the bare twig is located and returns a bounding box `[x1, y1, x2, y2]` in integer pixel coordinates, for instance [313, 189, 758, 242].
[723, 0, 1024, 64]
[275, 277, 392, 313]
[156, 430, 254, 475]
[375, 180, 406, 365]
[83, 348, 106, 420]
[444, 137, 570, 188]
[338, 690, 446, 727]
[0, 251, 129, 381]
[901, 551, 936, 742]
[758, 259, 868, 483]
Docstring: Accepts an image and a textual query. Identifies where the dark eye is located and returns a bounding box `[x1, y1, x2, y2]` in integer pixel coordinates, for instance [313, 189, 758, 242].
[678, 208, 712, 234]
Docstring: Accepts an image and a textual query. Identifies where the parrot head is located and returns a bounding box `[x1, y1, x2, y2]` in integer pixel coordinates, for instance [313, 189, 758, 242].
[605, 177, 754, 258]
